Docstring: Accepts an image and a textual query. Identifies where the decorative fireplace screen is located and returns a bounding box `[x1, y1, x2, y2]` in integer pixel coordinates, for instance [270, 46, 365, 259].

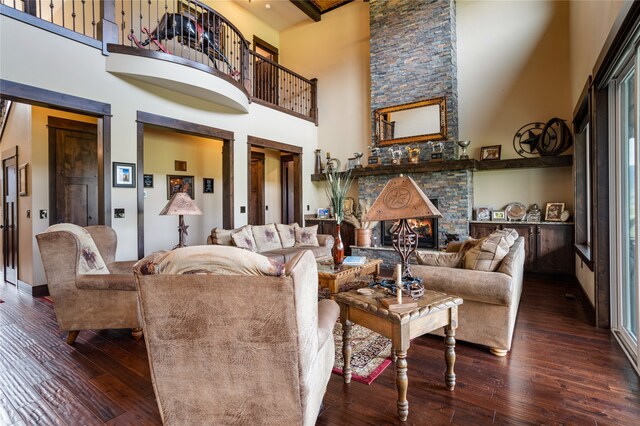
[381, 199, 439, 249]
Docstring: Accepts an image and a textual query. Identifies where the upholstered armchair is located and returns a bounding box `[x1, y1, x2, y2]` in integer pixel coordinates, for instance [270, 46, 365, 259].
[36, 224, 141, 345]
[134, 246, 340, 426]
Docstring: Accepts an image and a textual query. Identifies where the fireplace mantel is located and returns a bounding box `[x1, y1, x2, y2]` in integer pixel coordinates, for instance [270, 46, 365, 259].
[310, 155, 572, 181]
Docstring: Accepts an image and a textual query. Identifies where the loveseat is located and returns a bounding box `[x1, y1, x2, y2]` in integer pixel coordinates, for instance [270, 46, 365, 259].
[411, 231, 525, 356]
[207, 223, 334, 262]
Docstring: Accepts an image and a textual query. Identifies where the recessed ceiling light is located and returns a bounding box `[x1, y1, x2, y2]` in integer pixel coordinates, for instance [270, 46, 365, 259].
[265, 3, 272, 9]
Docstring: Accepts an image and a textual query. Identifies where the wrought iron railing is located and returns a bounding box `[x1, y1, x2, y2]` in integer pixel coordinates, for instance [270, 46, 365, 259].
[0, 0, 99, 38]
[251, 51, 318, 122]
[1, 0, 318, 122]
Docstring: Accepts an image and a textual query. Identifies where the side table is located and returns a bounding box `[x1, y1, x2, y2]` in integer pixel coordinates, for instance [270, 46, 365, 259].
[335, 288, 463, 421]
[317, 258, 382, 299]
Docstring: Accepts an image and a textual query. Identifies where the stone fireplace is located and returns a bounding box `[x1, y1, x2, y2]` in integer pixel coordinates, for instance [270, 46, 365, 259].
[353, 0, 471, 263]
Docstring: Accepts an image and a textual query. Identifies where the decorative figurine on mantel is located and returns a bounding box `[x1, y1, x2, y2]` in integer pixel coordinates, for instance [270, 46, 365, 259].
[457, 140, 470, 160]
[368, 146, 381, 166]
[314, 149, 323, 174]
[406, 144, 421, 164]
[325, 152, 341, 173]
[428, 141, 445, 161]
[353, 152, 364, 168]
[526, 203, 541, 222]
[389, 145, 403, 165]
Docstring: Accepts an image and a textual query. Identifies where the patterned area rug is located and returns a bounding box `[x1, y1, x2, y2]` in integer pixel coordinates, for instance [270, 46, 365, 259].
[320, 278, 393, 385]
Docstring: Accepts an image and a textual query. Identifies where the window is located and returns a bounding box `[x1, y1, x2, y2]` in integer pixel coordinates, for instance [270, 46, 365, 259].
[573, 80, 593, 264]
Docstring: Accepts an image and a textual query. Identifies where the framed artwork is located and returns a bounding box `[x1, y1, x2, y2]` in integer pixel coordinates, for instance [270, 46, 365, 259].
[143, 174, 154, 188]
[174, 160, 187, 171]
[492, 210, 506, 220]
[480, 145, 502, 161]
[545, 202, 565, 221]
[18, 163, 27, 196]
[475, 207, 492, 221]
[347, 158, 357, 170]
[113, 162, 136, 188]
[203, 177, 214, 193]
[317, 208, 329, 219]
[167, 175, 194, 199]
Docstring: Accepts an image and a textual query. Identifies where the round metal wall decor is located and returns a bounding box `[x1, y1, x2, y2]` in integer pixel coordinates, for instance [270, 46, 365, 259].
[538, 117, 573, 156]
[513, 122, 545, 158]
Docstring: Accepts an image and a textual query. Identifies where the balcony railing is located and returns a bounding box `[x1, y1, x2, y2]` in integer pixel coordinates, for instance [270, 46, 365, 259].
[0, 0, 318, 123]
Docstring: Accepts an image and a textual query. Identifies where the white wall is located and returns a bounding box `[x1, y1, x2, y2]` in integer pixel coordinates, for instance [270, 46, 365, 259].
[457, 0, 573, 213]
[143, 128, 223, 254]
[1, 12, 317, 285]
[280, 1, 370, 213]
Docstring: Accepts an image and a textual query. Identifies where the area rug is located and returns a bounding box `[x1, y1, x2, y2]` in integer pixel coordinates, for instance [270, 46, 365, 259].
[331, 321, 393, 385]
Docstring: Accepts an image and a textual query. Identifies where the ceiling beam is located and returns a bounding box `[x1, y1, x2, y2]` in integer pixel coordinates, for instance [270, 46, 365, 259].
[290, 0, 321, 22]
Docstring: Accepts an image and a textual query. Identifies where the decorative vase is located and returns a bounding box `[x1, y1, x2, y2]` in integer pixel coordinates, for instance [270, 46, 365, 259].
[333, 224, 345, 265]
[356, 228, 372, 247]
[314, 149, 323, 174]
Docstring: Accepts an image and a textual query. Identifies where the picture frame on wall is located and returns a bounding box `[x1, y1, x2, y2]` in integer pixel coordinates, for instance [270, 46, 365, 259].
[18, 163, 27, 196]
[203, 178, 214, 193]
[143, 174, 154, 188]
[167, 175, 194, 199]
[475, 207, 492, 221]
[113, 162, 136, 188]
[480, 145, 501, 161]
[544, 202, 565, 221]
[492, 210, 506, 220]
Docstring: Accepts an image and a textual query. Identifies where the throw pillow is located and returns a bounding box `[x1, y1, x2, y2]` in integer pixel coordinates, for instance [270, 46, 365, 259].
[232, 226, 257, 252]
[276, 223, 297, 248]
[416, 251, 464, 268]
[211, 227, 240, 246]
[491, 228, 518, 247]
[294, 224, 319, 247]
[45, 224, 109, 275]
[134, 246, 284, 277]
[252, 224, 282, 252]
[463, 234, 510, 272]
[459, 237, 485, 255]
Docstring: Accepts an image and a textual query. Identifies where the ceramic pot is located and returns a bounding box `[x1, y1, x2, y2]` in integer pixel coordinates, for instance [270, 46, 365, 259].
[356, 228, 372, 247]
[332, 224, 345, 265]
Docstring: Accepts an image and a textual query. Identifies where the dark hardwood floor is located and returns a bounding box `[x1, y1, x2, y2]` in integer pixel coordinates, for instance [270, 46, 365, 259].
[1, 275, 638, 425]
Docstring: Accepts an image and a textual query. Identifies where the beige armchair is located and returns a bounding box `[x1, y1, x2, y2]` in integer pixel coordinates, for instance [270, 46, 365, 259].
[134, 246, 339, 426]
[36, 224, 141, 345]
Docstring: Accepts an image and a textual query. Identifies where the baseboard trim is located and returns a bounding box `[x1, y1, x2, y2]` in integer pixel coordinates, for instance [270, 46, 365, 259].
[17, 280, 49, 297]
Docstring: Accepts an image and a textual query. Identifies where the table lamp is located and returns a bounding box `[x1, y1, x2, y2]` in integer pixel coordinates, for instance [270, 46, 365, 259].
[160, 192, 203, 248]
[364, 175, 442, 279]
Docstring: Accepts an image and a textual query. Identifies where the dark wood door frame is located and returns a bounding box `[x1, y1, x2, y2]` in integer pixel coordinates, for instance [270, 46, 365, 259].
[247, 136, 302, 225]
[136, 111, 234, 259]
[249, 151, 265, 225]
[2, 146, 18, 286]
[0, 79, 112, 226]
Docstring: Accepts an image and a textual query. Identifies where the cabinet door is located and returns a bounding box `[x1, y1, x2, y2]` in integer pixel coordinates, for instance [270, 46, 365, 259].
[536, 224, 574, 274]
[469, 223, 501, 239]
[507, 224, 536, 271]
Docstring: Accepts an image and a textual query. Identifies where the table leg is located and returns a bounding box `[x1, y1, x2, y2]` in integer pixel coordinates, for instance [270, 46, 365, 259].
[342, 320, 352, 383]
[395, 349, 409, 421]
[444, 326, 456, 391]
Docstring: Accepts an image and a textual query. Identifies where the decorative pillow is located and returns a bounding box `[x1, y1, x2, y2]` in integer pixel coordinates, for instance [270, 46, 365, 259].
[252, 224, 282, 252]
[459, 237, 485, 255]
[463, 235, 510, 272]
[45, 224, 109, 275]
[416, 251, 464, 268]
[231, 226, 257, 252]
[276, 223, 297, 248]
[134, 246, 284, 276]
[211, 227, 241, 246]
[294, 224, 319, 247]
[491, 228, 518, 247]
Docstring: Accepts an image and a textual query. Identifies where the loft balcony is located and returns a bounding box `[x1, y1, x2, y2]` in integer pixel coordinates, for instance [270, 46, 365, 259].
[0, 0, 318, 123]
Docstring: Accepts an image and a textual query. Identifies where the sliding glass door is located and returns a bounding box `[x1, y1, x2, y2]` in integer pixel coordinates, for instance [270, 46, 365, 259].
[612, 57, 640, 371]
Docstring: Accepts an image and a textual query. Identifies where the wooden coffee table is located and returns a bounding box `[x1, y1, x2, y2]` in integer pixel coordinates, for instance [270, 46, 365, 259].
[335, 288, 463, 422]
[316, 258, 382, 299]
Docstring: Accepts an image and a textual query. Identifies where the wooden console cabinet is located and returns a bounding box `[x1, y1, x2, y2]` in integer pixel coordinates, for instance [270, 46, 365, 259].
[304, 217, 355, 256]
[469, 221, 574, 275]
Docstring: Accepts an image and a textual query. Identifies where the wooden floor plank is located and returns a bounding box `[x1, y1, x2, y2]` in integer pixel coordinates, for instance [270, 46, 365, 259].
[1, 274, 639, 425]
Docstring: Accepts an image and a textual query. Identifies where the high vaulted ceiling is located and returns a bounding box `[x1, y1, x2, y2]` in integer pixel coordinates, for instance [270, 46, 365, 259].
[233, 0, 355, 31]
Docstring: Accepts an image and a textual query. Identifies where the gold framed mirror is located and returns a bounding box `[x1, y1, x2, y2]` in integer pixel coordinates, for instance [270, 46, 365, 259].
[374, 97, 447, 146]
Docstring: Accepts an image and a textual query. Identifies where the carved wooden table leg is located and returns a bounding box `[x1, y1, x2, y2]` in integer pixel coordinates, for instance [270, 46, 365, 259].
[395, 349, 409, 421]
[444, 326, 456, 391]
[342, 320, 353, 383]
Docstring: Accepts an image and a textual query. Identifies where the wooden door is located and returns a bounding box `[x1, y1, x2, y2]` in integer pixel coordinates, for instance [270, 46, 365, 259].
[536, 224, 575, 274]
[49, 118, 98, 226]
[249, 152, 265, 225]
[508, 224, 536, 271]
[253, 38, 279, 104]
[2, 154, 18, 285]
[281, 155, 294, 224]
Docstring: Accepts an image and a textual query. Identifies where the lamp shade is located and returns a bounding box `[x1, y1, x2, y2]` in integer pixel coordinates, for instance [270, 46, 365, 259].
[364, 175, 442, 222]
[159, 192, 203, 216]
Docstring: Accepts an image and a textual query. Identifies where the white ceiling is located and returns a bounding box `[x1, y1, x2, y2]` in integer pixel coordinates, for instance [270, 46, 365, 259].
[232, 0, 311, 32]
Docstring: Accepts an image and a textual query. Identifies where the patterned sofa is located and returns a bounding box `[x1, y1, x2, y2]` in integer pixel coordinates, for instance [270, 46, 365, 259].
[207, 223, 333, 262]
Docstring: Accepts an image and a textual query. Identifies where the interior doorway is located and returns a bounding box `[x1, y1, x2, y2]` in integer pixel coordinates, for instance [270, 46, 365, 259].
[247, 136, 302, 226]
[249, 151, 265, 225]
[2, 148, 18, 285]
[48, 117, 99, 226]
